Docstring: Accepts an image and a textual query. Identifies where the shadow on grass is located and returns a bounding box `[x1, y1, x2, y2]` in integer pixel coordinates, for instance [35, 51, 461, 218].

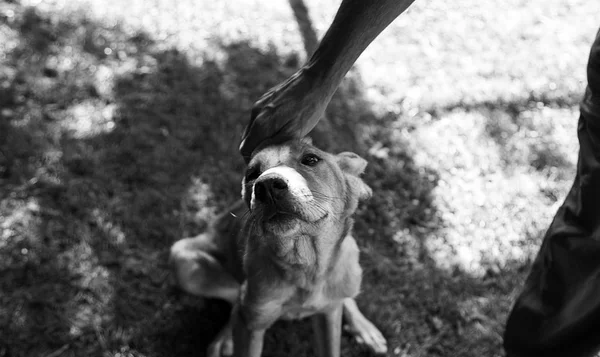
[0, 3, 532, 357]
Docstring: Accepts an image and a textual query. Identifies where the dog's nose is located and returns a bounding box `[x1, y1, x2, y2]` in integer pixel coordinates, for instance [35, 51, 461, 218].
[254, 177, 288, 202]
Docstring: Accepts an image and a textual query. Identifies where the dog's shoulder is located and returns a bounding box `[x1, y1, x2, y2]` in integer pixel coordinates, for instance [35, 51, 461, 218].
[207, 199, 249, 282]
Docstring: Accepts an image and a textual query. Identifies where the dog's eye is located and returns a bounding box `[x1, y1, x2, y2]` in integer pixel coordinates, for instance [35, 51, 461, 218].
[301, 153, 321, 167]
[245, 167, 260, 182]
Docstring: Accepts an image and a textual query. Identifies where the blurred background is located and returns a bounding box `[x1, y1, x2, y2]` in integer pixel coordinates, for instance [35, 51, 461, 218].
[1, 0, 599, 356]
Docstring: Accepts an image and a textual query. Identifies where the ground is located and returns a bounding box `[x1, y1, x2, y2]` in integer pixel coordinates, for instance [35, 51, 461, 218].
[1, 0, 600, 356]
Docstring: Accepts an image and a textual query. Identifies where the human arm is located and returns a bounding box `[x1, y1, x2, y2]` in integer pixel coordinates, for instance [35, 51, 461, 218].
[239, 0, 416, 162]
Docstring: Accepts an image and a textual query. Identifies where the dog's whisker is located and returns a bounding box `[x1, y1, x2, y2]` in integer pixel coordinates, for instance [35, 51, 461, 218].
[312, 191, 344, 202]
[240, 209, 252, 220]
[170, 140, 383, 356]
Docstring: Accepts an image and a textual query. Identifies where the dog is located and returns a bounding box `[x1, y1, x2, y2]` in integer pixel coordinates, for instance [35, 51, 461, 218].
[169, 139, 386, 357]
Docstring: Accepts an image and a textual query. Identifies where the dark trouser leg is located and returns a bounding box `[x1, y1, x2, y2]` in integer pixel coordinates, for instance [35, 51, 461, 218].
[504, 29, 600, 357]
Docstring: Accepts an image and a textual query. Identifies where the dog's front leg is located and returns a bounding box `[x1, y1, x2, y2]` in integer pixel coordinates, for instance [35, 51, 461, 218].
[312, 303, 343, 357]
[232, 280, 286, 357]
[231, 302, 268, 357]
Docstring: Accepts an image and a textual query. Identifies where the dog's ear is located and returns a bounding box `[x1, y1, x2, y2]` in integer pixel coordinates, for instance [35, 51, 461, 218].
[346, 175, 372, 201]
[336, 152, 372, 202]
[336, 152, 367, 176]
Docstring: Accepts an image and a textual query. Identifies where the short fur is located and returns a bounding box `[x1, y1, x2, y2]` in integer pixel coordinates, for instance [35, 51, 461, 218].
[170, 139, 386, 357]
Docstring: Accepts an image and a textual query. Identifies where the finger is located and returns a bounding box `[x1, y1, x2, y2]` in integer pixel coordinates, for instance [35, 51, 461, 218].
[239, 123, 270, 162]
[373, 329, 386, 343]
[359, 335, 385, 355]
[343, 324, 360, 336]
[373, 341, 388, 355]
[207, 342, 221, 357]
[239, 114, 302, 161]
[222, 338, 234, 356]
[239, 108, 286, 160]
[239, 116, 268, 160]
[371, 333, 388, 353]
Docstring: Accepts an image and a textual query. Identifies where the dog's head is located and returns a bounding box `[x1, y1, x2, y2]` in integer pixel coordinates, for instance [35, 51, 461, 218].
[241, 139, 372, 236]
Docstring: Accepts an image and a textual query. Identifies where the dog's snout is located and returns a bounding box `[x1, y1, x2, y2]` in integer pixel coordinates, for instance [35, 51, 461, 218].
[250, 166, 313, 211]
[254, 177, 288, 202]
[270, 178, 288, 191]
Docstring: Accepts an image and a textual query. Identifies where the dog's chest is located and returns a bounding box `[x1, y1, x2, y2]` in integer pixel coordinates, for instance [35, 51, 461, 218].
[279, 283, 338, 320]
[279, 237, 363, 320]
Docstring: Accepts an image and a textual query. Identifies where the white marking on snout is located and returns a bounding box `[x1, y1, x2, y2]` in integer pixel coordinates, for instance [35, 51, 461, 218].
[251, 188, 257, 210]
[250, 166, 313, 209]
[241, 177, 247, 201]
[257, 146, 291, 168]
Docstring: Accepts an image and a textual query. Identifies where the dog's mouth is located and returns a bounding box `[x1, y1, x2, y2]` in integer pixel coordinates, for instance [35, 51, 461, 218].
[250, 202, 329, 233]
[266, 211, 297, 225]
[266, 210, 328, 224]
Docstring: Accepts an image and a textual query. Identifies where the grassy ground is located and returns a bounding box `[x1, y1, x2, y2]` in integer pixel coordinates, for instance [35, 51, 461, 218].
[1, 0, 599, 356]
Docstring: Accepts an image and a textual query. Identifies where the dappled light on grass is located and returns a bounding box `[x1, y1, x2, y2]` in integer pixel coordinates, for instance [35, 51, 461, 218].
[1, 0, 598, 356]
[409, 107, 578, 276]
[357, 0, 599, 113]
[179, 177, 218, 237]
[60, 101, 117, 139]
[1, 2, 308, 355]
[0, 197, 44, 269]
[1, 3, 246, 356]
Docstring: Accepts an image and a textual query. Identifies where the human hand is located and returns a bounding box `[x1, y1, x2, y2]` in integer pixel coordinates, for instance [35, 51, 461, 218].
[239, 67, 331, 162]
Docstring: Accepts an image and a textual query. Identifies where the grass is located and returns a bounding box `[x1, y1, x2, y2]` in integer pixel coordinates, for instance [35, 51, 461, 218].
[1, 0, 599, 356]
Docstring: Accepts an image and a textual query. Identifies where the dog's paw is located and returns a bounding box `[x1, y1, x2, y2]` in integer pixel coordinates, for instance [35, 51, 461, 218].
[344, 315, 388, 354]
[207, 327, 234, 357]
